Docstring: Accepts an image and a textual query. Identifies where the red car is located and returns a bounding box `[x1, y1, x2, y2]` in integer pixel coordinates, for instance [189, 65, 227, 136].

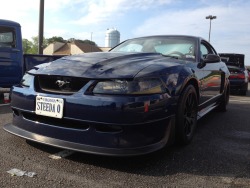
[219, 53, 248, 95]
[247, 68, 250, 82]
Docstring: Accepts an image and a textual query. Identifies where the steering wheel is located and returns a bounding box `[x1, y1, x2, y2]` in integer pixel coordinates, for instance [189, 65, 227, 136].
[167, 51, 184, 57]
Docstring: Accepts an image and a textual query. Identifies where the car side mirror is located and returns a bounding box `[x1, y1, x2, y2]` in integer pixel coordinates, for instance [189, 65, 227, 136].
[204, 54, 220, 63]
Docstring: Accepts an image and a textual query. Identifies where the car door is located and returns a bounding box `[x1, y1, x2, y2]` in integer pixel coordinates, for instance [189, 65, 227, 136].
[199, 41, 222, 104]
[0, 25, 22, 87]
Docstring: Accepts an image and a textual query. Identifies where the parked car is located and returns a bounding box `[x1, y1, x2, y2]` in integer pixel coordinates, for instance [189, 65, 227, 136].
[219, 53, 249, 95]
[247, 68, 250, 82]
[4, 35, 230, 156]
[0, 19, 63, 88]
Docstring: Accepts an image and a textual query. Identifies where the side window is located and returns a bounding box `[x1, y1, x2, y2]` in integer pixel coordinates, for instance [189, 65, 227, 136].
[200, 44, 208, 58]
[200, 41, 216, 59]
[0, 26, 16, 48]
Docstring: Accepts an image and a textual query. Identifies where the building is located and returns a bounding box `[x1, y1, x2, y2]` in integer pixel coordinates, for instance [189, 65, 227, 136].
[43, 40, 104, 55]
[105, 28, 120, 48]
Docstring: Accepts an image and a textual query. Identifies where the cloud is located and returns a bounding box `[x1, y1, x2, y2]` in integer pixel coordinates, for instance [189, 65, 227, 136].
[0, 1, 38, 21]
[71, 0, 174, 26]
[1, 0, 250, 64]
[132, 3, 250, 63]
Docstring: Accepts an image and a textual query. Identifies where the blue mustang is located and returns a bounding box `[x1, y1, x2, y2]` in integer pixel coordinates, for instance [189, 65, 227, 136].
[4, 35, 230, 156]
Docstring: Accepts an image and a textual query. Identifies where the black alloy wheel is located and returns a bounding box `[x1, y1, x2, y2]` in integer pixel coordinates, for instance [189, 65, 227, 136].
[176, 85, 198, 145]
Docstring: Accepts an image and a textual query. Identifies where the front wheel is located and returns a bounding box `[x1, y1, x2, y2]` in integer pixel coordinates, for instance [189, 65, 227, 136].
[175, 85, 198, 145]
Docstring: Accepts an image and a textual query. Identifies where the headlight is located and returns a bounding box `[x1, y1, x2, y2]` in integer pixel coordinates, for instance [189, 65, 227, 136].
[166, 73, 178, 87]
[93, 78, 165, 95]
[21, 73, 34, 87]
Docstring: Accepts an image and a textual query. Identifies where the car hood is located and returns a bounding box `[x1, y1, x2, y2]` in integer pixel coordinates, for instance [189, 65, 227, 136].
[33, 52, 181, 79]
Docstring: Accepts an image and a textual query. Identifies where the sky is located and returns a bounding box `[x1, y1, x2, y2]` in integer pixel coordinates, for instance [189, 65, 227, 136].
[0, 0, 250, 65]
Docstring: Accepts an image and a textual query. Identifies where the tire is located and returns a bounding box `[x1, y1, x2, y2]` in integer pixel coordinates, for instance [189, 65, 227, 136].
[175, 85, 198, 145]
[240, 90, 247, 96]
[217, 83, 230, 112]
[239, 82, 248, 96]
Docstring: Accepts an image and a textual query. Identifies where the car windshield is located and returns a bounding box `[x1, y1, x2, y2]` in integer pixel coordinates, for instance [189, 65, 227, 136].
[111, 36, 196, 61]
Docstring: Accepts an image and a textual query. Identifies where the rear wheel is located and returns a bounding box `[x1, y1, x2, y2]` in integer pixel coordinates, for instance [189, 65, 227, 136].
[240, 90, 247, 96]
[240, 83, 248, 96]
[175, 85, 198, 145]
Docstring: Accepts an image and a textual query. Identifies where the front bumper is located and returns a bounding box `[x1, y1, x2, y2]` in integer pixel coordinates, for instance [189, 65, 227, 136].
[4, 86, 176, 156]
[4, 116, 174, 156]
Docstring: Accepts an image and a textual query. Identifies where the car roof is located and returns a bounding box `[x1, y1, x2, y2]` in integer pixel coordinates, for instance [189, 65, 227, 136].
[0, 19, 20, 27]
[126, 35, 205, 41]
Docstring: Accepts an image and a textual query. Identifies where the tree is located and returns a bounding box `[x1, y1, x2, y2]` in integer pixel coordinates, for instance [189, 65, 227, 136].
[47, 36, 66, 44]
[67, 38, 97, 46]
[22, 36, 48, 54]
[67, 38, 75, 43]
[32, 36, 48, 53]
[22, 39, 33, 54]
[81, 39, 97, 46]
[22, 36, 98, 54]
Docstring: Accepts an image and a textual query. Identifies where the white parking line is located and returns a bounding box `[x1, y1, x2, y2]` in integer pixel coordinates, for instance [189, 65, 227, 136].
[230, 99, 250, 103]
[0, 103, 10, 107]
[49, 150, 75, 160]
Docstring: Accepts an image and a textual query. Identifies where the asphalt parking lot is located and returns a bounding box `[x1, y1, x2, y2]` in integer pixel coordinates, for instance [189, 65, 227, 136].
[0, 84, 250, 188]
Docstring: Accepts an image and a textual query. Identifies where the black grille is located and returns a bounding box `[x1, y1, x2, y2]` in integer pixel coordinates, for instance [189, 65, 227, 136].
[22, 112, 123, 133]
[35, 75, 89, 95]
[23, 112, 90, 130]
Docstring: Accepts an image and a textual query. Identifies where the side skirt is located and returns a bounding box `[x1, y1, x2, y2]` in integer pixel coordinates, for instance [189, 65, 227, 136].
[197, 103, 218, 120]
[197, 94, 222, 120]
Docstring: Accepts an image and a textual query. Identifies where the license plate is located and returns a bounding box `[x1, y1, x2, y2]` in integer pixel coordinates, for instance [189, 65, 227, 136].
[35, 96, 64, 119]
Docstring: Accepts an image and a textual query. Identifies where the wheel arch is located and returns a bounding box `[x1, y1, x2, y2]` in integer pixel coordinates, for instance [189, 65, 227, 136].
[178, 77, 200, 102]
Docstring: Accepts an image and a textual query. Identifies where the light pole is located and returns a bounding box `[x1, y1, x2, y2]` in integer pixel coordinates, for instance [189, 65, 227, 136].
[206, 15, 216, 42]
[38, 0, 44, 54]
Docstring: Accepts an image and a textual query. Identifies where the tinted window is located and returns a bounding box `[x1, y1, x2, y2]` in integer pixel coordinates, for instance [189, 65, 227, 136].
[111, 36, 196, 61]
[0, 26, 16, 48]
[200, 41, 216, 58]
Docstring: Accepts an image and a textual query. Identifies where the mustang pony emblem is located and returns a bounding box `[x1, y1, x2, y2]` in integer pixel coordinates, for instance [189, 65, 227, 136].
[55, 80, 70, 88]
